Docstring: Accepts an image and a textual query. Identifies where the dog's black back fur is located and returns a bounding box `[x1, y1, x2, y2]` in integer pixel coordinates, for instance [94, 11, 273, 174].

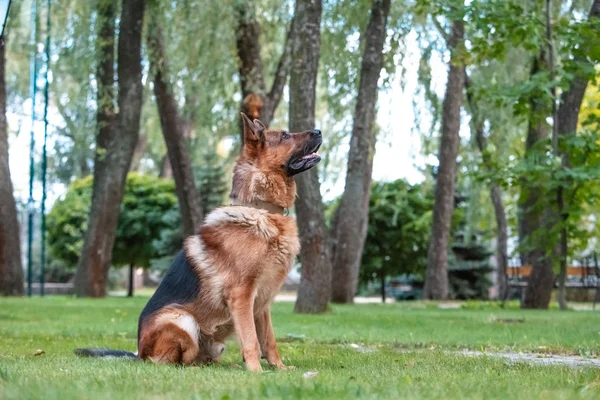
[137, 249, 200, 342]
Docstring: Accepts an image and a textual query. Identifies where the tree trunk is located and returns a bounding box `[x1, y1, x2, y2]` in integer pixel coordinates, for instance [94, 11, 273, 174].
[263, 16, 296, 126]
[330, 0, 391, 304]
[143, 268, 156, 287]
[463, 73, 509, 301]
[0, 39, 24, 296]
[148, 19, 203, 237]
[521, 53, 554, 309]
[235, 1, 266, 106]
[380, 273, 386, 303]
[490, 185, 508, 300]
[423, 20, 465, 300]
[556, 210, 568, 310]
[74, 0, 146, 298]
[159, 155, 173, 179]
[127, 263, 134, 297]
[290, 0, 331, 314]
[555, 0, 600, 310]
[235, 0, 266, 143]
[235, 1, 295, 134]
[130, 133, 147, 172]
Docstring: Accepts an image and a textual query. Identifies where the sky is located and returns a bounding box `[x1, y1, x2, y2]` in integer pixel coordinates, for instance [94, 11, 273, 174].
[7, 30, 448, 208]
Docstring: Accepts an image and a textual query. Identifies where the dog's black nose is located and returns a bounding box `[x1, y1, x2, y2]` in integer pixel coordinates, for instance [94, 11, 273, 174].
[311, 129, 321, 137]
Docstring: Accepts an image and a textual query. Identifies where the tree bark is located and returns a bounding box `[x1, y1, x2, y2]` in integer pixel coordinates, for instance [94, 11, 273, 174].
[235, 1, 266, 105]
[235, 0, 295, 133]
[555, 0, 600, 310]
[74, 0, 146, 297]
[521, 53, 554, 309]
[148, 18, 203, 237]
[127, 263, 134, 297]
[380, 273, 386, 303]
[490, 185, 509, 300]
[463, 73, 509, 301]
[423, 20, 465, 300]
[330, 0, 391, 304]
[159, 155, 173, 179]
[0, 38, 25, 296]
[130, 133, 147, 172]
[290, 0, 331, 314]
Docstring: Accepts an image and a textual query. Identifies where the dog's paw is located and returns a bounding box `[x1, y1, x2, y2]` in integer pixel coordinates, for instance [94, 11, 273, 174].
[272, 362, 295, 370]
[245, 360, 263, 372]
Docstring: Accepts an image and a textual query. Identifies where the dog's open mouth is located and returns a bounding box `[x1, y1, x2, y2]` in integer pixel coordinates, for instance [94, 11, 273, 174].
[287, 140, 322, 176]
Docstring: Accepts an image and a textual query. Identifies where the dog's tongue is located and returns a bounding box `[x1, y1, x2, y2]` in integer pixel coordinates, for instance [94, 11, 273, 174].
[301, 152, 319, 160]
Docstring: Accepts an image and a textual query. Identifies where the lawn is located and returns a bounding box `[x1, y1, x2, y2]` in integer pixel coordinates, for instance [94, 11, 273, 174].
[1, 296, 599, 399]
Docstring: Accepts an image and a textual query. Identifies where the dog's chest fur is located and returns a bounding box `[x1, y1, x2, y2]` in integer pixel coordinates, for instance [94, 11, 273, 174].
[184, 206, 300, 334]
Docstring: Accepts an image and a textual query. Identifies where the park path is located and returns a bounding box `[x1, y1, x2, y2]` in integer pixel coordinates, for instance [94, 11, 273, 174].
[456, 350, 600, 368]
[342, 343, 600, 368]
[380, 346, 600, 368]
[275, 293, 395, 303]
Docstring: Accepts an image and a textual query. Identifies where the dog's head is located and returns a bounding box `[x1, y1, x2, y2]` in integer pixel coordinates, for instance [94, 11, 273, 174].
[229, 113, 322, 209]
[197, 336, 226, 364]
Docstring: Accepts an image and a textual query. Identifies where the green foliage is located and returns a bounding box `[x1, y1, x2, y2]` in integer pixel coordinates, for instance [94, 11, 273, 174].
[46, 177, 94, 267]
[48, 1, 98, 184]
[416, 0, 600, 273]
[113, 174, 180, 267]
[448, 242, 493, 300]
[194, 150, 229, 215]
[47, 174, 179, 269]
[148, 208, 183, 277]
[359, 180, 433, 285]
[493, 130, 600, 260]
[7, 0, 600, 299]
[316, 0, 411, 187]
[357, 179, 492, 297]
[579, 73, 600, 131]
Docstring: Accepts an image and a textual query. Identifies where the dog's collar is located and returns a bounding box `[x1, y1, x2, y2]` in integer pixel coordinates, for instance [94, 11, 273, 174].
[230, 198, 285, 215]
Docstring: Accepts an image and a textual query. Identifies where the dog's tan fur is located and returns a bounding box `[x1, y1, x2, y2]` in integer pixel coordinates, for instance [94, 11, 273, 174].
[138, 113, 320, 371]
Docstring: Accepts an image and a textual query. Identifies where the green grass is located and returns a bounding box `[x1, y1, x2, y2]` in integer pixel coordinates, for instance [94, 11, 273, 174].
[1, 296, 600, 399]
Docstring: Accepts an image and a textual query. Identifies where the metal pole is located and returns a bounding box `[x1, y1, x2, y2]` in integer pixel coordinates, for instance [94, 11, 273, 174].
[27, 0, 38, 297]
[40, 0, 50, 297]
[0, 0, 12, 43]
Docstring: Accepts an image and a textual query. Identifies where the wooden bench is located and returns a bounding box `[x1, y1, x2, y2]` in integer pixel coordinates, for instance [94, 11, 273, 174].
[506, 253, 600, 306]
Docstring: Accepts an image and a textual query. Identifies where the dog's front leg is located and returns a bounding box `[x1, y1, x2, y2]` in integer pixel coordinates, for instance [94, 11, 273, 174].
[255, 307, 290, 370]
[226, 287, 262, 372]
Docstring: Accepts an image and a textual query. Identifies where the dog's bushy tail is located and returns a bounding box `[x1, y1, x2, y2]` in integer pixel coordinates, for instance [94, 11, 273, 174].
[74, 348, 138, 359]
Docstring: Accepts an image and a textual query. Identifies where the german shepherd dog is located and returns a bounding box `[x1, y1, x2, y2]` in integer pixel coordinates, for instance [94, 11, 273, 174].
[75, 113, 322, 372]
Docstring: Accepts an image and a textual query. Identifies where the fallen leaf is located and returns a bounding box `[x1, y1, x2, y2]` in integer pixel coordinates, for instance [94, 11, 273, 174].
[285, 333, 307, 341]
[303, 371, 318, 379]
[34, 349, 45, 356]
[348, 343, 377, 353]
[405, 359, 417, 368]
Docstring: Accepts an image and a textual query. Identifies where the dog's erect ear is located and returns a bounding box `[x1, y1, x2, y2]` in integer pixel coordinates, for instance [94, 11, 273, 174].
[241, 112, 264, 143]
[253, 119, 266, 136]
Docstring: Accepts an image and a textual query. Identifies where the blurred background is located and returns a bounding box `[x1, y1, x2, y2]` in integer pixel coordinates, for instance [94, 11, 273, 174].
[1, 0, 599, 312]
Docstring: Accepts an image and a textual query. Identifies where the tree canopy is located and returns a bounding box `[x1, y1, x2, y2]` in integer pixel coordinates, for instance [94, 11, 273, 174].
[47, 174, 179, 269]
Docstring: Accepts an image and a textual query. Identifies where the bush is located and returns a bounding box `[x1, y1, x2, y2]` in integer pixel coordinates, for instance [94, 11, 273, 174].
[47, 173, 180, 271]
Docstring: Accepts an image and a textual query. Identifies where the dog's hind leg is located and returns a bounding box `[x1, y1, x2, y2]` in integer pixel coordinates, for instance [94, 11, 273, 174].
[255, 306, 289, 369]
[139, 311, 200, 365]
[226, 286, 262, 372]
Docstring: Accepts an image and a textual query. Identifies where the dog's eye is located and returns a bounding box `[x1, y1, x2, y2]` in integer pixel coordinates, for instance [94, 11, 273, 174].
[281, 132, 290, 140]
